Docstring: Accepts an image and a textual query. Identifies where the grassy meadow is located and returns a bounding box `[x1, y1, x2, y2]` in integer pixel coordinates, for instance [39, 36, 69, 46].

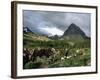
[23, 32, 91, 69]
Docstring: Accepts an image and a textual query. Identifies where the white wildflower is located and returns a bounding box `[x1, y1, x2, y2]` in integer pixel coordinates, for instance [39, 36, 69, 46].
[61, 57, 65, 60]
[65, 48, 68, 51]
[66, 56, 72, 59]
[76, 49, 79, 53]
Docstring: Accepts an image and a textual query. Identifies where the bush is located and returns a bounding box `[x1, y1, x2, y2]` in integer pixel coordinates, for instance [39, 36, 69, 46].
[24, 61, 42, 69]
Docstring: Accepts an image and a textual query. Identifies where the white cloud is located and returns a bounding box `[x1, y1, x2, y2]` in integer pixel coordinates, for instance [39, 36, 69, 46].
[40, 26, 64, 36]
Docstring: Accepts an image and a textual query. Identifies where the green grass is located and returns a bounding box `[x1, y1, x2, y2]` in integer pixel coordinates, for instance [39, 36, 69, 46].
[23, 33, 91, 69]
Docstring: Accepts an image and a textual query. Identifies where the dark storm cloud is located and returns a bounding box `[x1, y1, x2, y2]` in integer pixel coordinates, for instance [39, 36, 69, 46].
[23, 10, 91, 37]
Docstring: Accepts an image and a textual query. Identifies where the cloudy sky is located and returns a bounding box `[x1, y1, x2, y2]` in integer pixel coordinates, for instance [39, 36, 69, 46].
[23, 10, 91, 37]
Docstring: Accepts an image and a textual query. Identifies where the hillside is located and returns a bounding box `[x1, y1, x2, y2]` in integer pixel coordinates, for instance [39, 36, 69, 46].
[23, 32, 50, 41]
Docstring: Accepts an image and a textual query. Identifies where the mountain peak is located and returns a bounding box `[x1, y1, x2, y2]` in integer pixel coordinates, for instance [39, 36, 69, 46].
[48, 35, 59, 40]
[68, 23, 80, 30]
[70, 23, 77, 26]
[23, 27, 33, 33]
[63, 23, 87, 38]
